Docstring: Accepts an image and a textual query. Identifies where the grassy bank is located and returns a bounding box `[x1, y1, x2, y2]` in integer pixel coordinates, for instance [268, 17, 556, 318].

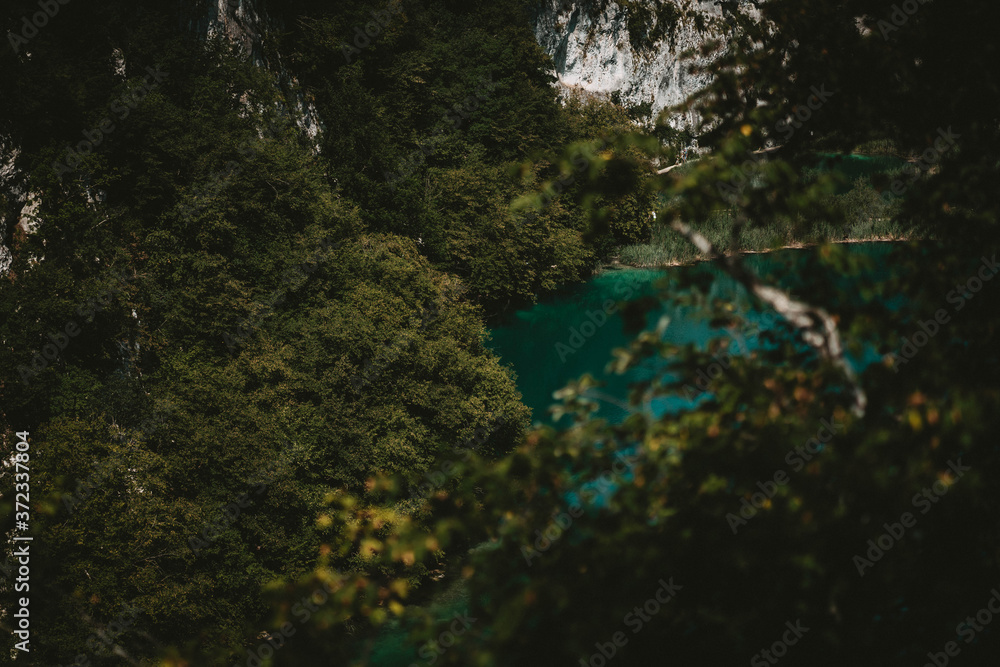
[613, 153, 922, 268]
[614, 209, 914, 268]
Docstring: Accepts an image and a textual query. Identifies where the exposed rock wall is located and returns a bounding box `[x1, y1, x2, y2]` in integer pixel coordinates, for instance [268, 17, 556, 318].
[194, 0, 324, 150]
[532, 0, 738, 128]
[0, 142, 16, 275]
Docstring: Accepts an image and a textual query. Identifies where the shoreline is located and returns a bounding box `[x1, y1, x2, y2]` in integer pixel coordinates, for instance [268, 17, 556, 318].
[600, 236, 917, 272]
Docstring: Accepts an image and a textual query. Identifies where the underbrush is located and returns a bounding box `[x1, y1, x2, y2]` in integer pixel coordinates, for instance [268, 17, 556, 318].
[617, 179, 915, 267]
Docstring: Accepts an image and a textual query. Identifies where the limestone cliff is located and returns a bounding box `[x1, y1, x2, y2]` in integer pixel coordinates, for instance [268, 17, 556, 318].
[532, 0, 745, 128]
[194, 0, 324, 150]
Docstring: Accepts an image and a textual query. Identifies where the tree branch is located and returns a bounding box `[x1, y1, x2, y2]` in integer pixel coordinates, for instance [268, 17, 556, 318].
[670, 220, 867, 416]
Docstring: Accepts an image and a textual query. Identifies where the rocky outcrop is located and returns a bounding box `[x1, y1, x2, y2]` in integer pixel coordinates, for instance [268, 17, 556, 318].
[0, 143, 15, 274]
[532, 0, 743, 128]
[194, 0, 324, 150]
[0, 138, 35, 275]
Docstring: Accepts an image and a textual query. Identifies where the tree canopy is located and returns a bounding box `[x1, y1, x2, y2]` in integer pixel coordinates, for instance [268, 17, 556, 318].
[1, 0, 999, 665]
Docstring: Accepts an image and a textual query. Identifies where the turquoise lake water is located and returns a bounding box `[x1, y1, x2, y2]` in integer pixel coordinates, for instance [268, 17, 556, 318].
[488, 242, 899, 425]
[363, 241, 904, 665]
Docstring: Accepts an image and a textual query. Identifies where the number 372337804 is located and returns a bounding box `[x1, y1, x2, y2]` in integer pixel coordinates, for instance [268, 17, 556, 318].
[14, 431, 30, 523]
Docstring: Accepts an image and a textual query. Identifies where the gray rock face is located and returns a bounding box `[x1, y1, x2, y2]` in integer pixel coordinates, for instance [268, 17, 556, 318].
[201, 0, 733, 135]
[197, 0, 324, 150]
[1, 138, 29, 276]
[532, 0, 738, 128]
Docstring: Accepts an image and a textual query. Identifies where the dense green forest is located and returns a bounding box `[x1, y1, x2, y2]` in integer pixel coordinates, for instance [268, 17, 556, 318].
[1, 0, 999, 665]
